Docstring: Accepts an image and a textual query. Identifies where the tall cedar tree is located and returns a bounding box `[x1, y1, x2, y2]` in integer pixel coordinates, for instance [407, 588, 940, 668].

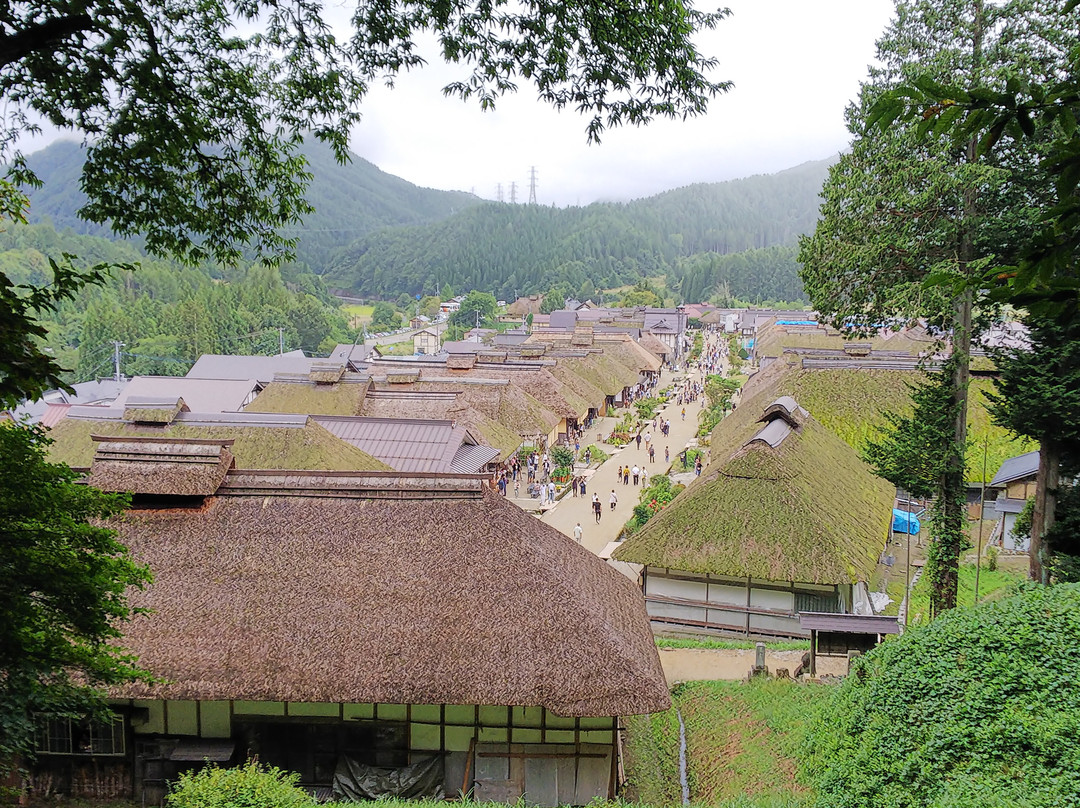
[989, 313, 1080, 580]
[798, 0, 1066, 611]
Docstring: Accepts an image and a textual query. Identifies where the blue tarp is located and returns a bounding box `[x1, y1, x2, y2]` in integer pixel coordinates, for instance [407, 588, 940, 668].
[892, 508, 921, 534]
[776, 320, 817, 326]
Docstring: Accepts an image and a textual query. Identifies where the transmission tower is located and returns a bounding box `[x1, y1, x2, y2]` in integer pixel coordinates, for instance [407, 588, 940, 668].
[496, 183, 504, 203]
[509, 182, 518, 204]
[528, 166, 538, 205]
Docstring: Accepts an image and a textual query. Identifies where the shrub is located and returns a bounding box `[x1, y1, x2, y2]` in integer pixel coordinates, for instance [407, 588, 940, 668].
[985, 544, 999, 572]
[167, 761, 315, 808]
[550, 445, 575, 468]
[583, 444, 609, 464]
[804, 584, 1080, 807]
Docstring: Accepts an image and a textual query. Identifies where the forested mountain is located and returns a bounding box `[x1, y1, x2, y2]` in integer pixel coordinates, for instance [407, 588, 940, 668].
[323, 159, 831, 303]
[0, 223, 351, 383]
[16, 140, 829, 306]
[19, 140, 482, 269]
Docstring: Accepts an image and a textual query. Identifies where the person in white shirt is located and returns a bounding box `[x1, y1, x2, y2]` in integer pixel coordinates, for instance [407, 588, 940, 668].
[609, 490, 618, 511]
[573, 523, 583, 542]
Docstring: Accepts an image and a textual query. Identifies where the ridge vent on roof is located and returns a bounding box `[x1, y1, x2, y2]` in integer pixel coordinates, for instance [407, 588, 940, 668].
[308, 362, 347, 384]
[123, 396, 189, 425]
[88, 436, 235, 496]
[747, 397, 809, 449]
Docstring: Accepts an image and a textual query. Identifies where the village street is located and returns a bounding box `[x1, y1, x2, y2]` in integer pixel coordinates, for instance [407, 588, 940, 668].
[540, 364, 713, 555]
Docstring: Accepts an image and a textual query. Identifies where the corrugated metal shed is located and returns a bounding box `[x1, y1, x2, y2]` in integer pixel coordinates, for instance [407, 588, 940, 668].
[798, 612, 901, 635]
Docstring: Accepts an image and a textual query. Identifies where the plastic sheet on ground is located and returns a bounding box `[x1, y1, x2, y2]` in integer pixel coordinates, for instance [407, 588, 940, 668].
[332, 754, 445, 801]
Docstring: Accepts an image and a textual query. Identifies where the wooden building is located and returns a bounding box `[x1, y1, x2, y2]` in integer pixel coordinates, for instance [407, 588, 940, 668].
[615, 394, 894, 638]
[26, 445, 668, 804]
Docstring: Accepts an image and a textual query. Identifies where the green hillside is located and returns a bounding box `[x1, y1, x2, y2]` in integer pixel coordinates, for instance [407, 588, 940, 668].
[18, 140, 829, 305]
[19, 140, 482, 270]
[324, 160, 831, 302]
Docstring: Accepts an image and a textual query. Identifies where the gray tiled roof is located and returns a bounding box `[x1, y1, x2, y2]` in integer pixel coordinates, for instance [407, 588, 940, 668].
[114, 376, 259, 413]
[187, 352, 312, 383]
[990, 450, 1040, 487]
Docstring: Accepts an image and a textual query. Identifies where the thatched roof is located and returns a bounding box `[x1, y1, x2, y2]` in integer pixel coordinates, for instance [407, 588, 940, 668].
[247, 375, 370, 416]
[753, 319, 937, 361]
[108, 481, 669, 717]
[637, 333, 670, 358]
[614, 390, 894, 585]
[47, 409, 389, 471]
[87, 436, 235, 495]
[122, 396, 188, 425]
[740, 360, 1035, 484]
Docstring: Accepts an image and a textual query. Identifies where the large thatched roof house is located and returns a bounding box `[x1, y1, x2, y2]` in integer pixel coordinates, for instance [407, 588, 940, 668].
[33, 443, 668, 805]
[615, 386, 895, 638]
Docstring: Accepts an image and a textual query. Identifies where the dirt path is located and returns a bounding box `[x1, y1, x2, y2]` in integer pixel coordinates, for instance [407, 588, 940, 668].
[539, 366, 709, 554]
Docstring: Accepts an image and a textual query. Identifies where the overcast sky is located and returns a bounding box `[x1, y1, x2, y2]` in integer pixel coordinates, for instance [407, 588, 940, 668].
[349, 0, 896, 206]
[18, 1, 896, 207]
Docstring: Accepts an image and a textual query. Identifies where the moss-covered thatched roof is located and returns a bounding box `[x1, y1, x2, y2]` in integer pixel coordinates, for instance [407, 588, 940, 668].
[745, 361, 1035, 484]
[754, 319, 936, 360]
[247, 376, 369, 416]
[615, 393, 894, 584]
[47, 412, 389, 471]
[108, 484, 669, 717]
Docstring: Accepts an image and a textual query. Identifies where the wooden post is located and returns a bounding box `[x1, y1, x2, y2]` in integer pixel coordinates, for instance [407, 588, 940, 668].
[810, 630, 817, 677]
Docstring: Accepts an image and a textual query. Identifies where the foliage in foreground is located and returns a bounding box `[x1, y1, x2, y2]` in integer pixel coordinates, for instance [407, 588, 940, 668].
[805, 583, 1080, 808]
[0, 423, 150, 762]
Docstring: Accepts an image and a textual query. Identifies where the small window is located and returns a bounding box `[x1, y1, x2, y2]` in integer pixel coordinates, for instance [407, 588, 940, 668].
[36, 715, 126, 756]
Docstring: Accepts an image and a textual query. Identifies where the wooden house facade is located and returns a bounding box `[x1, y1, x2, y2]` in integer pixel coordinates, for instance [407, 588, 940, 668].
[26, 447, 668, 804]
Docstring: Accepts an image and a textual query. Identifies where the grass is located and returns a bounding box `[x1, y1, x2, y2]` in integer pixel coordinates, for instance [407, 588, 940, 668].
[341, 303, 374, 326]
[625, 679, 829, 807]
[656, 637, 810, 652]
[904, 560, 1027, 626]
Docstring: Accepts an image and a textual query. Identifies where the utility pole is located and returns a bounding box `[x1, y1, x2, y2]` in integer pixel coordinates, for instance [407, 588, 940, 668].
[528, 166, 538, 205]
[111, 340, 125, 383]
[509, 182, 518, 204]
[279, 326, 285, 355]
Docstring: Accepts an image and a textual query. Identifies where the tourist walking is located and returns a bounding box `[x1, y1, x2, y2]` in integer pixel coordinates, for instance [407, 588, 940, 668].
[635, 433, 642, 449]
[665, 446, 670, 463]
[548, 480, 556, 503]
[610, 489, 618, 511]
[648, 445, 655, 463]
[592, 494, 602, 523]
[642, 468, 649, 487]
[632, 465, 640, 485]
[573, 522, 583, 543]
[623, 466, 630, 485]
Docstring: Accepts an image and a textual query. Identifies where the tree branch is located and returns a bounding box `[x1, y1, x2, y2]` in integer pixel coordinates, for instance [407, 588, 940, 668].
[0, 14, 95, 69]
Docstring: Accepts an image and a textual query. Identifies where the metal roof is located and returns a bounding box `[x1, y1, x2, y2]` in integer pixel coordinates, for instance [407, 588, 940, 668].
[186, 352, 313, 383]
[798, 612, 901, 634]
[990, 450, 1040, 487]
[995, 496, 1028, 515]
[748, 418, 794, 448]
[113, 376, 259, 413]
[11, 378, 127, 422]
[314, 416, 492, 473]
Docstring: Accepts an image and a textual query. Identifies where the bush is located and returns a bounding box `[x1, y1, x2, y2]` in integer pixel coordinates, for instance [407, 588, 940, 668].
[550, 445, 575, 468]
[985, 544, 998, 572]
[804, 584, 1080, 807]
[167, 761, 315, 808]
[583, 444, 609, 464]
